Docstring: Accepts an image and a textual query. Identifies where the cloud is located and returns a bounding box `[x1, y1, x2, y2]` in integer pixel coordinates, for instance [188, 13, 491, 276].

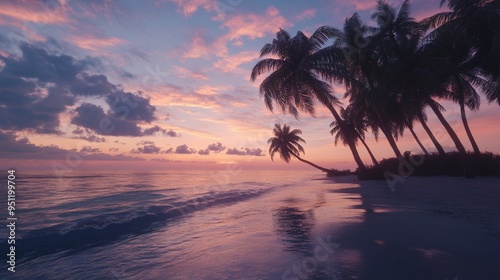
[197, 142, 226, 155]
[244, 147, 264, 156]
[198, 149, 209, 155]
[174, 66, 208, 80]
[67, 35, 126, 53]
[131, 141, 162, 154]
[72, 128, 106, 142]
[163, 147, 174, 154]
[165, 129, 179, 137]
[0, 1, 69, 25]
[295, 9, 316, 21]
[71, 103, 174, 137]
[0, 42, 179, 138]
[179, 7, 290, 61]
[80, 146, 101, 153]
[221, 7, 291, 42]
[0, 74, 75, 133]
[207, 142, 225, 153]
[109, 147, 119, 152]
[106, 91, 157, 123]
[226, 147, 246, 156]
[226, 147, 264, 156]
[175, 144, 196, 154]
[182, 32, 227, 59]
[194, 85, 232, 95]
[0, 43, 149, 134]
[165, 0, 220, 17]
[212, 51, 258, 73]
[0, 131, 142, 161]
[0, 131, 66, 155]
[70, 73, 117, 96]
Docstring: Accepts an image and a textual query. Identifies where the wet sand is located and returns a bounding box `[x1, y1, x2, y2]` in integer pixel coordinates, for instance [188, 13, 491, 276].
[324, 175, 500, 280]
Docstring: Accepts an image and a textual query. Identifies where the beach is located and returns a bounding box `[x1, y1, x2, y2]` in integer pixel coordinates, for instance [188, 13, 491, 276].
[1, 170, 498, 279]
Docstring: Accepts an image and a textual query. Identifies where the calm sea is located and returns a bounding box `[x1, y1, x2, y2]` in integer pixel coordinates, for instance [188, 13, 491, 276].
[0, 170, 357, 279]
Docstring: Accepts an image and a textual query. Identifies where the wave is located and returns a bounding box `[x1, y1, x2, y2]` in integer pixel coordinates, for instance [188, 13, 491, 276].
[7, 188, 269, 260]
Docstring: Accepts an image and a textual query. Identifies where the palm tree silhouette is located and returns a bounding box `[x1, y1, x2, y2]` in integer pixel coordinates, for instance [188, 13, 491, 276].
[251, 27, 367, 171]
[423, 0, 500, 105]
[330, 107, 379, 165]
[326, 3, 416, 159]
[268, 124, 330, 173]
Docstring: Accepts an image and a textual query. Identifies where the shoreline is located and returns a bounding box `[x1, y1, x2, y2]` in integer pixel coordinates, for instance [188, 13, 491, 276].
[322, 175, 500, 279]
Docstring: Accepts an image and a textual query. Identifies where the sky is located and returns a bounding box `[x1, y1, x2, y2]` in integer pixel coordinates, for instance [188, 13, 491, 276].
[0, 0, 498, 171]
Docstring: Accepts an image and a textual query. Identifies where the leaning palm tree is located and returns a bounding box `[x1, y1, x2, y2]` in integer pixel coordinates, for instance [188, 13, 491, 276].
[330, 107, 379, 165]
[439, 35, 483, 154]
[392, 32, 446, 155]
[250, 27, 367, 171]
[268, 124, 330, 173]
[423, 0, 500, 105]
[327, 7, 411, 159]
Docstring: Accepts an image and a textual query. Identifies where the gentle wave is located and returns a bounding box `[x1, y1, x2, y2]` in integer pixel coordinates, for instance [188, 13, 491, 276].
[7, 188, 270, 260]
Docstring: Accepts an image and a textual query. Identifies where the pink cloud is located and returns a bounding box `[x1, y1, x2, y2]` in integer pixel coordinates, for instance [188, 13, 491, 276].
[164, 0, 219, 17]
[194, 85, 232, 95]
[212, 51, 259, 73]
[149, 85, 220, 109]
[295, 8, 316, 21]
[0, 1, 70, 25]
[351, 0, 377, 10]
[221, 7, 292, 41]
[182, 32, 227, 59]
[67, 35, 126, 53]
[173, 66, 209, 80]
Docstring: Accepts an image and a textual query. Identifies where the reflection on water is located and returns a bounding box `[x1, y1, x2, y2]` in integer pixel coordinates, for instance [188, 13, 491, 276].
[274, 206, 315, 255]
[274, 204, 337, 279]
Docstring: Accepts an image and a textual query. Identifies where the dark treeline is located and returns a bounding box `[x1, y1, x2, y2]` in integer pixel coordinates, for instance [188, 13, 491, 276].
[251, 0, 499, 178]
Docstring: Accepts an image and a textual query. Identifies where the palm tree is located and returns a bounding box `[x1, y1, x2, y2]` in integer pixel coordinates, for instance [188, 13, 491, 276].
[438, 34, 483, 154]
[330, 107, 379, 165]
[325, 2, 418, 159]
[423, 0, 500, 105]
[268, 124, 330, 173]
[391, 31, 446, 155]
[251, 27, 367, 171]
[368, 0, 468, 156]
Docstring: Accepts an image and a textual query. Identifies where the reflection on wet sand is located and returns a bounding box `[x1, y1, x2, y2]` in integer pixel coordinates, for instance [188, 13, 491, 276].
[274, 206, 315, 255]
[273, 203, 338, 279]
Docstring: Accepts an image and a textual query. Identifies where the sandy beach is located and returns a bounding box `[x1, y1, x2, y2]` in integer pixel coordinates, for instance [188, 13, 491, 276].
[322, 175, 500, 279]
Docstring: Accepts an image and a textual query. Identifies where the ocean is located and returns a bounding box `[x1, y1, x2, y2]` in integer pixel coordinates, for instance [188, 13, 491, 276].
[0, 170, 358, 280]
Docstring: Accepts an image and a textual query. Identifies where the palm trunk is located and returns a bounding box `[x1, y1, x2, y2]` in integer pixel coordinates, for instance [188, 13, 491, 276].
[418, 114, 446, 155]
[379, 124, 404, 158]
[290, 151, 330, 173]
[459, 100, 481, 155]
[325, 103, 366, 171]
[405, 119, 430, 156]
[427, 99, 467, 155]
[355, 131, 379, 165]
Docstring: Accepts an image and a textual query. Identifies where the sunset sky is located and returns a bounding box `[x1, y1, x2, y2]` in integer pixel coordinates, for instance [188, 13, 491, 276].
[0, 0, 498, 171]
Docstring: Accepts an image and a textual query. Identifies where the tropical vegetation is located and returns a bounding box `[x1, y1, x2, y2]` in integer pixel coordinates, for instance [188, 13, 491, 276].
[251, 0, 500, 178]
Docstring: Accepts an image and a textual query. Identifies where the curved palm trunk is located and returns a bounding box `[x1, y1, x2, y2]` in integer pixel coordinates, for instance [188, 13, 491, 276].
[290, 151, 330, 173]
[459, 100, 481, 155]
[427, 99, 467, 155]
[379, 124, 404, 158]
[405, 119, 430, 156]
[418, 114, 446, 155]
[325, 103, 366, 171]
[355, 130, 379, 165]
